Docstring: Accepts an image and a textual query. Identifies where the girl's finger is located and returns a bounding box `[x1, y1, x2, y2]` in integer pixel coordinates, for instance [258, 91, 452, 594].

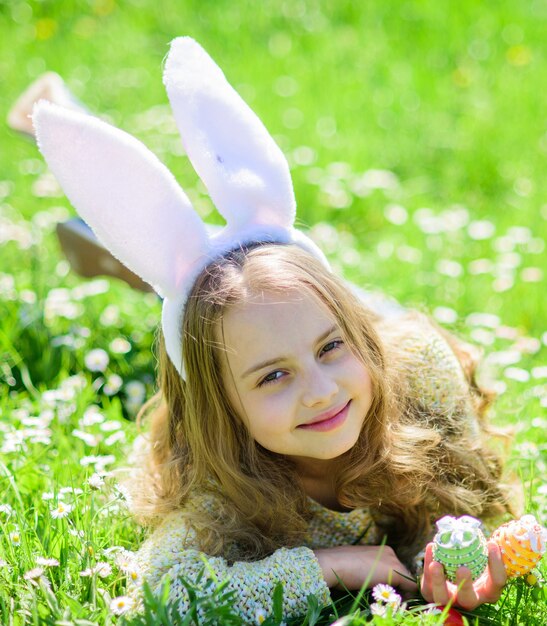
[453, 567, 479, 610]
[429, 560, 450, 606]
[478, 542, 507, 603]
[420, 544, 434, 600]
[486, 541, 507, 590]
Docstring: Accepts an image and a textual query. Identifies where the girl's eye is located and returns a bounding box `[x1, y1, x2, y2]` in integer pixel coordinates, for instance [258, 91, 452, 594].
[321, 340, 343, 356]
[258, 370, 285, 387]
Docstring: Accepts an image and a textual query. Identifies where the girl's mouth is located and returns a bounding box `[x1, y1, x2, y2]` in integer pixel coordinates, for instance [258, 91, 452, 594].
[298, 401, 351, 432]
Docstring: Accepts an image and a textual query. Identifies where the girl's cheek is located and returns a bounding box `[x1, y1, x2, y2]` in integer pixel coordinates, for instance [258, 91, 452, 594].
[262, 395, 287, 417]
[350, 356, 371, 378]
[335, 355, 367, 378]
[261, 397, 294, 430]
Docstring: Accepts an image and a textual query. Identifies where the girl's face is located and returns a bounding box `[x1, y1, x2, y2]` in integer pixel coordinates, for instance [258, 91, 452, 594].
[219, 290, 373, 474]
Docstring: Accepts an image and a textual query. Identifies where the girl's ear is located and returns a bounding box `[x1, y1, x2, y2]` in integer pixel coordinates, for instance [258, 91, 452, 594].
[32, 101, 209, 298]
[164, 37, 296, 234]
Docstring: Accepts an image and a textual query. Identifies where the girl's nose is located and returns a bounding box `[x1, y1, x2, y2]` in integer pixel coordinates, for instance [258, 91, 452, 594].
[301, 367, 339, 408]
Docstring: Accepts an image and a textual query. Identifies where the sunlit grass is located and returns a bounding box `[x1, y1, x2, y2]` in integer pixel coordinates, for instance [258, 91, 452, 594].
[0, 0, 545, 624]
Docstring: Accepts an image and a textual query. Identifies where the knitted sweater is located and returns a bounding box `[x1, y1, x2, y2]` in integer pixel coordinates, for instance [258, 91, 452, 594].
[130, 323, 474, 623]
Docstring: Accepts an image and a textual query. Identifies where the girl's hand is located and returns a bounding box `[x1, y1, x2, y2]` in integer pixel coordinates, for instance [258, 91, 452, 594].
[314, 545, 417, 592]
[420, 540, 507, 609]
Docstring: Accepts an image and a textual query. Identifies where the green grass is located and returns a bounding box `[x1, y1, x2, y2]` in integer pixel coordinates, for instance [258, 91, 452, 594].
[0, 0, 546, 624]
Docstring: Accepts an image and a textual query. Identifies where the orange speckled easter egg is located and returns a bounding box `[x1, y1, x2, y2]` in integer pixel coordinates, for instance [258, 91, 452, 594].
[491, 515, 547, 578]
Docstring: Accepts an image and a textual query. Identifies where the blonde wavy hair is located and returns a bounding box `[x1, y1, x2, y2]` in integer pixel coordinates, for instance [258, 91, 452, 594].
[130, 244, 514, 564]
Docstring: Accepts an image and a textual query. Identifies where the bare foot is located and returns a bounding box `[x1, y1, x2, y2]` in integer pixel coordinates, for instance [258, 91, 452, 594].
[7, 72, 85, 137]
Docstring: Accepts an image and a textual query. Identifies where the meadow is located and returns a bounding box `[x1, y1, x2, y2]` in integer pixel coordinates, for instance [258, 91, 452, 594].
[0, 1, 545, 624]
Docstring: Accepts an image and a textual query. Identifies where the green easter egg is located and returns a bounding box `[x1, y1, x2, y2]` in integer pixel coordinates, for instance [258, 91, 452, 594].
[432, 517, 489, 582]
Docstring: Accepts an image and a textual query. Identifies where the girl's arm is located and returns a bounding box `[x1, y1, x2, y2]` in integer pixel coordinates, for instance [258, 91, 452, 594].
[131, 513, 331, 622]
[130, 513, 417, 621]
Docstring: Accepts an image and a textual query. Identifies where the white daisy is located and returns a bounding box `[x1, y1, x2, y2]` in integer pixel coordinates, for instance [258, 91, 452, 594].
[103, 374, 123, 396]
[109, 338, 131, 354]
[24, 567, 44, 580]
[81, 406, 105, 426]
[88, 473, 104, 490]
[126, 566, 141, 585]
[50, 502, 73, 519]
[370, 602, 387, 616]
[61, 374, 87, 391]
[10, 531, 21, 546]
[125, 399, 142, 415]
[80, 455, 100, 466]
[59, 487, 83, 496]
[36, 557, 59, 567]
[104, 431, 125, 446]
[84, 349, 109, 373]
[99, 420, 121, 432]
[109, 595, 135, 615]
[114, 483, 132, 506]
[94, 562, 112, 578]
[422, 605, 443, 615]
[0, 504, 14, 516]
[372, 583, 401, 605]
[80, 454, 116, 469]
[125, 380, 146, 402]
[103, 545, 125, 556]
[114, 551, 135, 572]
[72, 429, 102, 446]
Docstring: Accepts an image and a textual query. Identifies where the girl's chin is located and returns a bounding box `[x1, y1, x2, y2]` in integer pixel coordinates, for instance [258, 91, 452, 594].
[307, 436, 360, 461]
[261, 431, 361, 462]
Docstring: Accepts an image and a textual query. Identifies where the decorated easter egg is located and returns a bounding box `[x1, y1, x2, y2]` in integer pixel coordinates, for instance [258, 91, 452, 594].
[431, 515, 488, 582]
[491, 514, 547, 578]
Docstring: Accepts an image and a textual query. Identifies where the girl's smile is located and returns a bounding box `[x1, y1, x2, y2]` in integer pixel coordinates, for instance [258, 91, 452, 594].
[297, 400, 351, 431]
[219, 290, 373, 474]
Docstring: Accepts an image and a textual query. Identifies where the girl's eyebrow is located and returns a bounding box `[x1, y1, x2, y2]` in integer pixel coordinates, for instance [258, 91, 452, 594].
[241, 324, 338, 379]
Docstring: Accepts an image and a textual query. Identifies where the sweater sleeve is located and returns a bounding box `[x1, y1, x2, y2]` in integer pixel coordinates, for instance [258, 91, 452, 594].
[131, 511, 331, 623]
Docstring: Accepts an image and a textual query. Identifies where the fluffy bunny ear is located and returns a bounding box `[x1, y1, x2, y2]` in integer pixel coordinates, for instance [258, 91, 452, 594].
[33, 101, 209, 298]
[164, 37, 296, 234]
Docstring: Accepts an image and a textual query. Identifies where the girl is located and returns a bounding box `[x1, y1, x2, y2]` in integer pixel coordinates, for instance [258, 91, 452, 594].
[33, 37, 513, 623]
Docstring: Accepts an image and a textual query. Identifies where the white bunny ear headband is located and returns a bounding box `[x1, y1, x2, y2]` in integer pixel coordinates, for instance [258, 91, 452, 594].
[33, 37, 330, 378]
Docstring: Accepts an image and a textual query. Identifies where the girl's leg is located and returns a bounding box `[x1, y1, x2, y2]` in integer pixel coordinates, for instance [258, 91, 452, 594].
[7, 72, 87, 138]
[56, 219, 154, 292]
[8, 74, 152, 291]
